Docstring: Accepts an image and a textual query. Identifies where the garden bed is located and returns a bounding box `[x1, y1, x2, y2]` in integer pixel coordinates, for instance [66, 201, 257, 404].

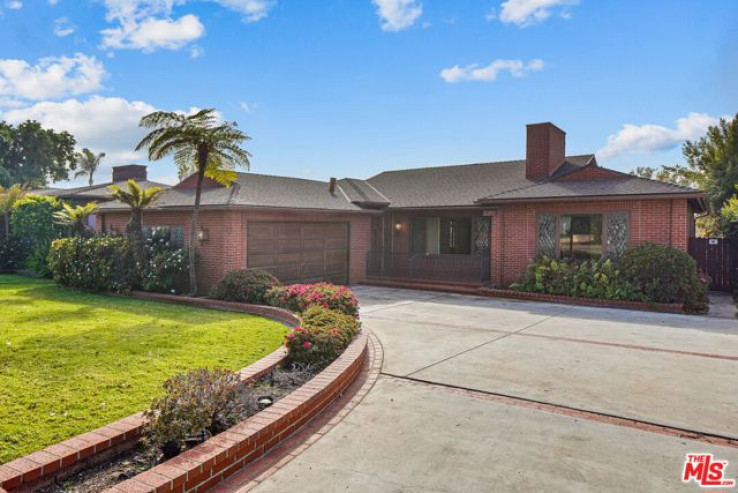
[479, 287, 684, 313]
[36, 366, 317, 493]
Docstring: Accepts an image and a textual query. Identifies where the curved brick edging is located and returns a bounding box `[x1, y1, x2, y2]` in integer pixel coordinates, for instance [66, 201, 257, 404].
[479, 288, 684, 314]
[0, 294, 297, 492]
[105, 333, 368, 493]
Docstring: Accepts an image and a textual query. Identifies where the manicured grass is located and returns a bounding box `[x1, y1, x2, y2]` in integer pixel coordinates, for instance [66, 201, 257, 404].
[0, 275, 288, 463]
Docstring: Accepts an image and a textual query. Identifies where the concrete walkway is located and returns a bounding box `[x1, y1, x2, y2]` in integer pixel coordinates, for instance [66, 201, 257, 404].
[250, 287, 738, 492]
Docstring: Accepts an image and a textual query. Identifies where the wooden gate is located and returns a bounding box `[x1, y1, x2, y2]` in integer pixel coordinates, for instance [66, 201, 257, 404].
[689, 238, 738, 292]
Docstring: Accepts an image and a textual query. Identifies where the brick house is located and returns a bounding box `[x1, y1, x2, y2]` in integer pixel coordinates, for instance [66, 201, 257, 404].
[97, 122, 706, 290]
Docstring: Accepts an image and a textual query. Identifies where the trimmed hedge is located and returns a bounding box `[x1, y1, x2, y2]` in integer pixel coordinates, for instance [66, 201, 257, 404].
[511, 243, 710, 313]
[210, 269, 280, 305]
[284, 305, 361, 369]
[0, 235, 31, 273]
[266, 283, 359, 316]
[10, 195, 66, 276]
[48, 236, 132, 292]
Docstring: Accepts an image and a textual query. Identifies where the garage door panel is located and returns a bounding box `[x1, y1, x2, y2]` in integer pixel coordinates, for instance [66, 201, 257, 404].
[247, 222, 349, 284]
[248, 239, 275, 255]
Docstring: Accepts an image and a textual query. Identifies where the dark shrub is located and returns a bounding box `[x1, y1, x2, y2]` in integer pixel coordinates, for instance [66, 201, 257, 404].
[210, 269, 280, 304]
[0, 235, 31, 273]
[266, 283, 359, 316]
[284, 306, 361, 369]
[140, 233, 189, 294]
[142, 369, 244, 452]
[48, 236, 132, 292]
[620, 243, 709, 312]
[510, 256, 644, 301]
[10, 195, 66, 276]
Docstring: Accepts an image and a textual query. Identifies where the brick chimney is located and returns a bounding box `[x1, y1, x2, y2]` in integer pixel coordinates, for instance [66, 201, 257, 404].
[112, 165, 147, 182]
[526, 122, 566, 180]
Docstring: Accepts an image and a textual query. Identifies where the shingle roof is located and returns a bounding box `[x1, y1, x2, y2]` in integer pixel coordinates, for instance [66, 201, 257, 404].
[32, 180, 169, 201]
[96, 153, 704, 213]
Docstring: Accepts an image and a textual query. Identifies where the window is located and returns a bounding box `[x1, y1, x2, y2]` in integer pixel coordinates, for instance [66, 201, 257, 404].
[559, 215, 603, 259]
[143, 225, 185, 248]
[411, 217, 472, 255]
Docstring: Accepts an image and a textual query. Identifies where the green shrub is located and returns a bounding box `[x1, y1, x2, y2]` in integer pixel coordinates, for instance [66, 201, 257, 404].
[620, 243, 709, 312]
[140, 234, 189, 294]
[511, 256, 644, 301]
[10, 195, 67, 275]
[0, 235, 31, 272]
[211, 269, 280, 304]
[266, 283, 359, 316]
[48, 236, 132, 292]
[284, 306, 361, 369]
[142, 369, 244, 452]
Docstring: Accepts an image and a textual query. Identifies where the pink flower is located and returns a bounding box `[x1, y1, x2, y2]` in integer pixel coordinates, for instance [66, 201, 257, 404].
[303, 341, 312, 349]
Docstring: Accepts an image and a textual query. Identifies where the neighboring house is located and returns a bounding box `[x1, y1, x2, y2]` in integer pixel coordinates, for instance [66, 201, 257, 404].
[32, 165, 169, 231]
[97, 122, 706, 290]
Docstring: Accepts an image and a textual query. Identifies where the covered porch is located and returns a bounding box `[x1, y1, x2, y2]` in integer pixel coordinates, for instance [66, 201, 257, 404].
[365, 210, 492, 285]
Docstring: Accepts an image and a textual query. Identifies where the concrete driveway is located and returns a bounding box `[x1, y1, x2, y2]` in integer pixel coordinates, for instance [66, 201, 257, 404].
[251, 287, 738, 492]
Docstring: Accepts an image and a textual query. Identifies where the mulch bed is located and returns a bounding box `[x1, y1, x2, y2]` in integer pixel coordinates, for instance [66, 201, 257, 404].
[36, 365, 317, 493]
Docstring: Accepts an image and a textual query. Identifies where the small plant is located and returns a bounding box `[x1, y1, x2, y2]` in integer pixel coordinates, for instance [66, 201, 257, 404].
[284, 306, 361, 369]
[266, 283, 359, 316]
[142, 369, 244, 455]
[211, 269, 280, 304]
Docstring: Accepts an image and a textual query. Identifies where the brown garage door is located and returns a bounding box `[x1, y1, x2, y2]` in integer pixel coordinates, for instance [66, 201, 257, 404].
[247, 222, 349, 284]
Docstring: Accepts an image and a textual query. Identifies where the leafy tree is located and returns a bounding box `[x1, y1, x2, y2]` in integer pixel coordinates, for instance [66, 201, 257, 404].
[0, 120, 76, 187]
[721, 186, 738, 238]
[0, 185, 26, 237]
[53, 202, 99, 237]
[108, 180, 164, 272]
[10, 194, 67, 275]
[136, 109, 251, 294]
[630, 165, 700, 188]
[74, 148, 105, 187]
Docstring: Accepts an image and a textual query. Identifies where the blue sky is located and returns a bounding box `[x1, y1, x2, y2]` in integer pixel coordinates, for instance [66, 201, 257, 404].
[0, 0, 736, 186]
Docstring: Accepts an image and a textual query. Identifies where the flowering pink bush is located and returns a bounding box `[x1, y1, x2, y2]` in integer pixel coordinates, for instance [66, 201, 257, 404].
[265, 283, 359, 316]
[284, 305, 361, 368]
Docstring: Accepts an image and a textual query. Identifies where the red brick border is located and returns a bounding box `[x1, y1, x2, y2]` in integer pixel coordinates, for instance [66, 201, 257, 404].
[479, 288, 684, 314]
[105, 333, 368, 493]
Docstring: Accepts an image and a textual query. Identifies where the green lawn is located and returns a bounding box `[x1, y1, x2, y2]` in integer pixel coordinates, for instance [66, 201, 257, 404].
[0, 275, 288, 463]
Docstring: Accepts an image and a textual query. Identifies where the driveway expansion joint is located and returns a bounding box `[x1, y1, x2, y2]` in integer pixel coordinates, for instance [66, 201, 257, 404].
[380, 373, 738, 449]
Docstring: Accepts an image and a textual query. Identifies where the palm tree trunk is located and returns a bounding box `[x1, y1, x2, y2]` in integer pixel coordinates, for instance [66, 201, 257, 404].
[128, 209, 145, 273]
[189, 160, 206, 295]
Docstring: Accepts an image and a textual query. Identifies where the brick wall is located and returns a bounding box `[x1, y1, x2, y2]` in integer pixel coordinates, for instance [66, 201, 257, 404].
[99, 208, 372, 290]
[526, 123, 566, 180]
[491, 198, 694, 286]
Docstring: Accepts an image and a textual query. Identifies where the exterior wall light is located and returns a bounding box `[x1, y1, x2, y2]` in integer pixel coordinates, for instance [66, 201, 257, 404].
[197, 228, 209, 241]
[394, 222, 403, 232]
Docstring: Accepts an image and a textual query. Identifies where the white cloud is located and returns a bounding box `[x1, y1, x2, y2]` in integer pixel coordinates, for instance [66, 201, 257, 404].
[101, 14, 205, 52]
[498, 0, 578, 27]
[189, 45, 204, 58]
[372, 0, 422, 32]
[53, 17, 76, 37]
[5, 1, 22, 10]
[0, 96, 159, 169]
[239, 101, 253, 112]
[597, 113, 721, 160]
[48, 0, 59, 5]
[100, 0, 275, 53]
[440, 58, 544, 83]
[0, 54, 107, 102]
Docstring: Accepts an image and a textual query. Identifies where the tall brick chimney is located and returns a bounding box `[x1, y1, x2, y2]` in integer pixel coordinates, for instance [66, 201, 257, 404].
[112, 165, 147, 182]
[526, 122, 566, 180]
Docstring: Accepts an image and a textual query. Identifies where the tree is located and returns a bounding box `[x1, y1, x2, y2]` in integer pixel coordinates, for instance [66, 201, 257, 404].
[683, 114, 738, 236]
[0, 120, 76, 188]
[108, 180, 164, 273]
[0, 185, 26, 237]
[53, 202, 99, 237]
[630, 165, 701, 188]
[74, 148, 105, 187]
[10, 194, 67, 276]
[135, 109, 251, 294]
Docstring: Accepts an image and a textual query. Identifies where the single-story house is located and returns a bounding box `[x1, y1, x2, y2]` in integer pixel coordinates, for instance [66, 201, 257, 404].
[97, 122, 706, 290]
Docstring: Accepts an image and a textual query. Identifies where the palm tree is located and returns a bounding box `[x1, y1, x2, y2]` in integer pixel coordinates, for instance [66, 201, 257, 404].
[74, 148, 106, 187]
[108, 180, 164, 271]
[136, 108, 251, 294]
[53, 202, 99, 237]
[0, 185, 26, 237]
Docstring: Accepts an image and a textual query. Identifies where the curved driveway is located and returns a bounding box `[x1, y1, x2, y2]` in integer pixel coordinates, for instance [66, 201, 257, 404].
[249, 287, 738, 492]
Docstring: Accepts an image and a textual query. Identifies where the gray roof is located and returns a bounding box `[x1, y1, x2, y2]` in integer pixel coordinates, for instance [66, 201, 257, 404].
[32, 180, 169, 201]
[97, 153, 704, 213]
